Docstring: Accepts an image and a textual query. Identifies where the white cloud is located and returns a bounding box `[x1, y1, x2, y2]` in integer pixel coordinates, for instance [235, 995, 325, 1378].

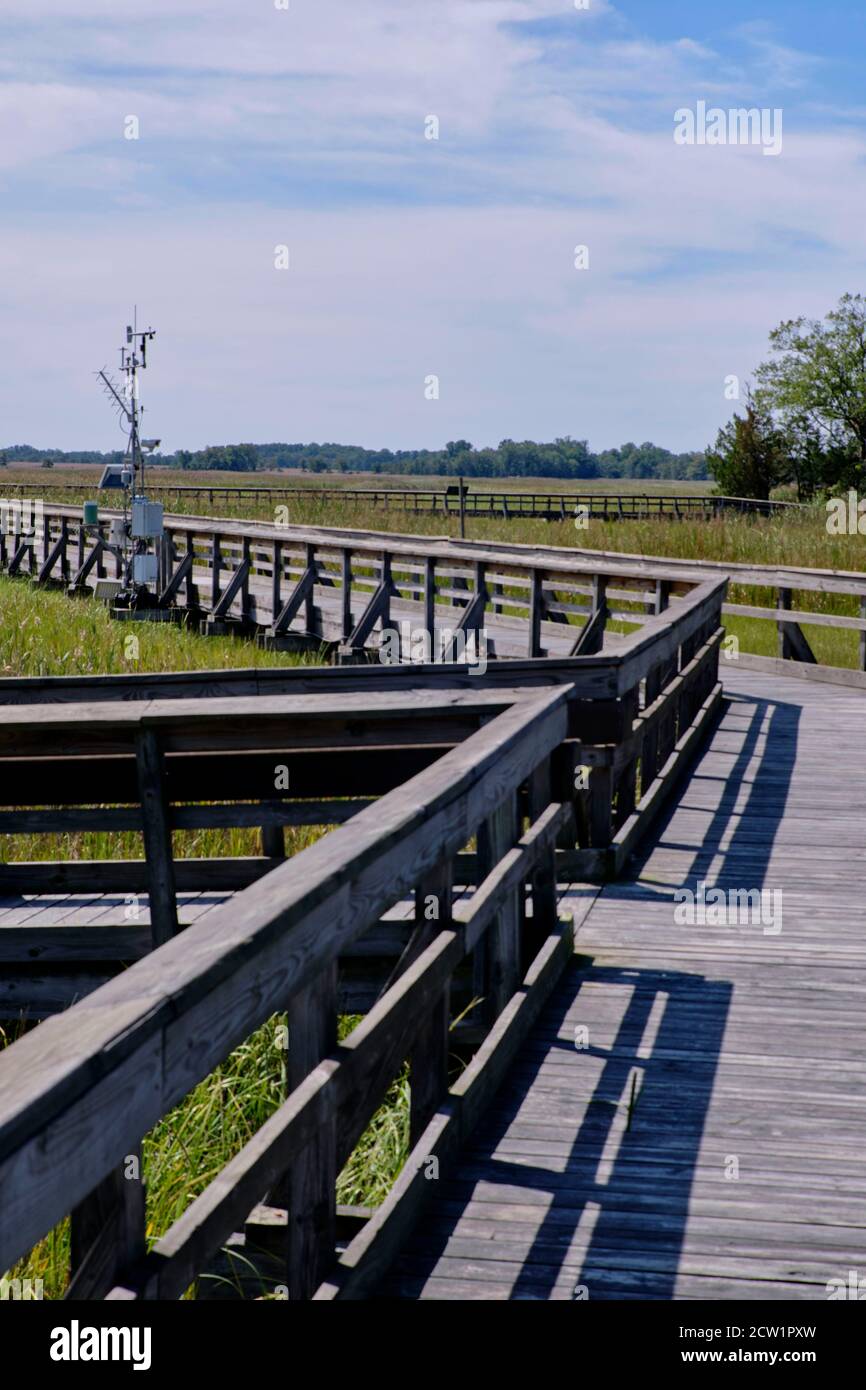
[0, 1, 857, 452]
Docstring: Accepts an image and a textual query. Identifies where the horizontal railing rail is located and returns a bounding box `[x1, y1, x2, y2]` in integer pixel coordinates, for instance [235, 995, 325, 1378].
[1, 501, 854, 675]
[0, 480, 804, 519]
[0, 687, 575, 1297]
[0, 504, 719, 668]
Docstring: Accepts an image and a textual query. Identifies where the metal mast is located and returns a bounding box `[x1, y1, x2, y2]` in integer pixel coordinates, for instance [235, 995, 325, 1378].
[94, 315, 164, 607]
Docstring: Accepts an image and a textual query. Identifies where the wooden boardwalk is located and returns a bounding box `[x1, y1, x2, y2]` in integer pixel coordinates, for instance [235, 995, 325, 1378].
[382, 668, 866, 1300]
[6, 534, 866, 1304]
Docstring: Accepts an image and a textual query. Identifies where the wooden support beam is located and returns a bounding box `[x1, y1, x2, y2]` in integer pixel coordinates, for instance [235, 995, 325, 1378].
[261, 818, 286, 860]
[271, 540, 282, 622]
[135, 729, 178, 946]
[284, 964, 338, 1300]
[654, 578, 671, 614]
[424, 556, 436, 639]
[441, 563, 487, 662]
[7, 539, 31, 576]
[67, 537, 104, 593]
[211, 557, 251, 621]
[477, 791, 521, 1022]
[525, 759, 558, 967]
[36, 524, 67, 586]
[303, 543, 317, 633]
[341, 550, 353, 637]
[529, 569, 544, 656]
[272, 565, 316, 635]
[613, 689, 639, 830]
[777, 587, 817, 664]
[343, 554, 394, 653]
[407, 863, 453, 1145]
[158, 550, 193, 605]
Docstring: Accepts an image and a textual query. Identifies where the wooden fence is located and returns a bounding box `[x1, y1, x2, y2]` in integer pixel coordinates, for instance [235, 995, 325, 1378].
[0, 575, 724, 1299]
[0, 502, 860, 678]
[0, 481, 803, 521]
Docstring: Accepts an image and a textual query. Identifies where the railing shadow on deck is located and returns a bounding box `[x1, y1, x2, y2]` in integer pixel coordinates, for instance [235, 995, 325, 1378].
[387, 689, 800, 1300]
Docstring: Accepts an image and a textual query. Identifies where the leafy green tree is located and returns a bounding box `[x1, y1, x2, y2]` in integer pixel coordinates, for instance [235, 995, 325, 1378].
[755, 293, 866, 490]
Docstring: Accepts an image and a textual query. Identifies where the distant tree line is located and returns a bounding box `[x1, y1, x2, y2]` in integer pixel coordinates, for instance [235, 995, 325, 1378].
[707, 293, 866, 500]
[1, 437, 708, 481]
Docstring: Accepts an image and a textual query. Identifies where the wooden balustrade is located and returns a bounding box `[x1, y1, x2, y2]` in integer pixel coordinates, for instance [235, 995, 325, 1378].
[0, 481, 804, 521]
[0, 571, 726, 1299]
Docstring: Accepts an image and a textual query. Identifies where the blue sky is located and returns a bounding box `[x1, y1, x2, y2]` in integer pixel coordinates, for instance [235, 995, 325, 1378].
[1, 0, 865, 454]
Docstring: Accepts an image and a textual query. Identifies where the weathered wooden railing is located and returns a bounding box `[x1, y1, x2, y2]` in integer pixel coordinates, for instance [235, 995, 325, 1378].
[0, 686, 577, 1299]
[0, 482, 803, 520]
[0, 503, 717, 663]
[0, 686, 546, 1015]
[1, 503, 859, 680]
[468, 537, 866, 679]
[0, 577, 724, 1299]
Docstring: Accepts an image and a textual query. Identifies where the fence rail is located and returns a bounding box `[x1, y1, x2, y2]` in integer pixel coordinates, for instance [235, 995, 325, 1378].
[0, 480, 804, 521]
[0, 503, 859, 676]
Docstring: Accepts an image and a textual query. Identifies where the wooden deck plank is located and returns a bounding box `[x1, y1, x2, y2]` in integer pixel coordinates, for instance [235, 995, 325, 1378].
[383, 670, 866, 1300]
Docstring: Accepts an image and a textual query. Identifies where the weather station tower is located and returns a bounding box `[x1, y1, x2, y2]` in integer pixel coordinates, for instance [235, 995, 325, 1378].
[89, 315, 169, 619]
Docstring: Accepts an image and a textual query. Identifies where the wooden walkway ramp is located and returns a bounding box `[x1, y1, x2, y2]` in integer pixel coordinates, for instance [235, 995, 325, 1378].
[382, 669, 866, 1300]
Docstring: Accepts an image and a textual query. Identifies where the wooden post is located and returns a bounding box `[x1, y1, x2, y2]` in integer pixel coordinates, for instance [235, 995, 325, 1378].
[261, 820, 286, 860]
[272, 540, 282, 624]
[424, 556, 436, 640]
[341, 549, 353, 638]
[642, 662, 663, 787]
[588, 764, 613, 852]
[241, 535, 251, 623]
[614, 689, 640, 829]
[284, 965, 338, 1300]
[477, 792, 522, 1023]
[408, 862, 453, 1145]
[526, 758, 558, 967]
[211, 533, 221, 613]
[304, 543, 317, 635]
[529, 569, 544, 657]
[379, 551, 392, 635]
[135, 729, 178, 946]
[176, 533, 189, 611]
[777, 587, 791, 659]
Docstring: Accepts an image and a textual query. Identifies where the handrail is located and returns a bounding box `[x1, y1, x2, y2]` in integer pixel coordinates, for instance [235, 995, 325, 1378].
[0, 571, 727, 1298]
[0, 687, 570, 1280]
[2, 501, 860, 675]
[0, 480, 805, 517]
